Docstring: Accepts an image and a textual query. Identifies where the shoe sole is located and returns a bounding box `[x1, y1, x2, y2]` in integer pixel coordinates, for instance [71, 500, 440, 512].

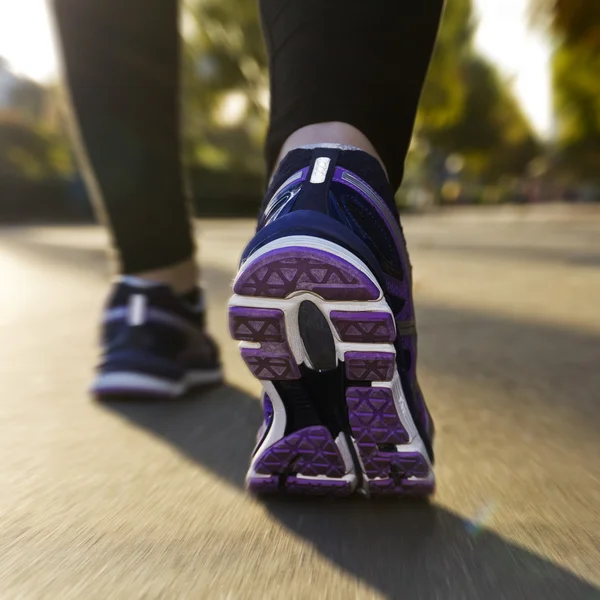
[229, 235, 434, 498]
[91, 369, 223, 399]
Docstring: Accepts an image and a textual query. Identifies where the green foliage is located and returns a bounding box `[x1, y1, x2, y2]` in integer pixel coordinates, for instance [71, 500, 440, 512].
[531, 0, 600, 50]
[0, 111, 72, 180]
[430, 56, 539, 178]
[531, 0, 600, 179]
[552, 44, 600, 178]
[417, 0, 474, 131]
[418, 0, 539, 181]
[182, 0, 268, 174]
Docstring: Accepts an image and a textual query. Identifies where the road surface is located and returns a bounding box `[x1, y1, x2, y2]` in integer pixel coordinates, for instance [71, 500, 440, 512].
[1, 205, 599, 599]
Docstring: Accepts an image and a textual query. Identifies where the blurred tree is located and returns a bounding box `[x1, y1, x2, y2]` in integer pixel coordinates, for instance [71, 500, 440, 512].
[0, 111, 72, 180]
[9, 78, 47, 122]
[552, 44, 600, 179]
[182, 0, 268, 174]
[531, 0, 600, 50]
[418, 0, 539, 181]
[181, 0, 538, 183]
[531, 0, 600, 179]
[428, 56, 539, 179]
[0, 60, 88, 220]
[417, 0, 474, 133]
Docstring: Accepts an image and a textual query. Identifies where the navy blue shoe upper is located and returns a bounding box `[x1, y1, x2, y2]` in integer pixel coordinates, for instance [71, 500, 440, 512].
[99, 281, 220, 383]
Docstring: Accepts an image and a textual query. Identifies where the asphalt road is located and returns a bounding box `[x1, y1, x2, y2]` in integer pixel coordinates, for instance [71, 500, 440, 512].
[1, 205, 599, 599]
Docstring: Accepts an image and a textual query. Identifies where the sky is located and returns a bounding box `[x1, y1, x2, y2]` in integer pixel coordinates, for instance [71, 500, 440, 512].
[0, 0, 553, 136]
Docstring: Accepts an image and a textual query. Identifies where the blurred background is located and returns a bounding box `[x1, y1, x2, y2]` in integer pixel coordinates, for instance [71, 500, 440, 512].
[1, 1, 599, 598]
[0, 0, 599, 220]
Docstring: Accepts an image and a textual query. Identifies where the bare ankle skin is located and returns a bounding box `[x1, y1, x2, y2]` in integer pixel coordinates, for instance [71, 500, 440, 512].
[275, 122, 387, 177]
[127, 257, 199, 295]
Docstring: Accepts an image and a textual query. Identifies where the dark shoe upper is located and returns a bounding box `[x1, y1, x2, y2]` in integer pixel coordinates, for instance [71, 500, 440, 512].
[244, 147, 434, 460]
[98, 280, 220, 383]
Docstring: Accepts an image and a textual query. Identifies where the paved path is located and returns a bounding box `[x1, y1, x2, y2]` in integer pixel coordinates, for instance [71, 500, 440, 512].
[1, 207, 599, 599]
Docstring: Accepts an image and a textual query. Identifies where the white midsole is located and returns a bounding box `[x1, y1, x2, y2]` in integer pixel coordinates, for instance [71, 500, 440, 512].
[92, 369, 223, 396]
[231, 291, 395, 369]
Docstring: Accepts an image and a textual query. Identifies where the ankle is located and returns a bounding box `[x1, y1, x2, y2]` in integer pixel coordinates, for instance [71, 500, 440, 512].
[276, 122, 387, 177]
[125, 258, 199, 296]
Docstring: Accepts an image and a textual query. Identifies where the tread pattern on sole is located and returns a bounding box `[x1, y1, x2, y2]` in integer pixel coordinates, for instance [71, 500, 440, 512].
[229, 307, 285, 342]
[253, 426, 346, 478]
[230, 307, 300, 381]
[346, 387, 410, 448]
[344, 352, 395, 382]
[330, 311, 395, 343]
[233, 247, 379, 301]
[347, 386, 433, 494]
[231, 241, 434, 497]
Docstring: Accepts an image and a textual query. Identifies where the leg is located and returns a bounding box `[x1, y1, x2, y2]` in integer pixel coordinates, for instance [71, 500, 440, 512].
[53, 0, 222, 397]
[53, 0, 196, 293]
[231, 0, 443, 496]
[263, 0, 443, 189]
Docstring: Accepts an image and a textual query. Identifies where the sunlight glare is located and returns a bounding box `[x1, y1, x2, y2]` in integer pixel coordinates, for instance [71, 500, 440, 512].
[0, 0, 57, 82]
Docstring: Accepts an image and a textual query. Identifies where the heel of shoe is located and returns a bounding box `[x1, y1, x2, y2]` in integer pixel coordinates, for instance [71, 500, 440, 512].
[230, 236, 434, 497]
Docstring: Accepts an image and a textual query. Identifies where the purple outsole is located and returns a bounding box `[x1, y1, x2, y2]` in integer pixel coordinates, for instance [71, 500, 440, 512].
[233, 245, 433, 497]
[248, 476, 352, 496]
[249, 426, 352, 496]
[330, 311, 395, 343]
[253, 426, 346, 478]
[229, 307, 285, 342]
[229, 307, 300, 380]
[347, 387, 409, 449]
[241, 347, 300, 381]
[344, 352, 395, 381]
[347, 386, 433, 496]
[233, 247, 379, 301]
[368, 479, 435, 496]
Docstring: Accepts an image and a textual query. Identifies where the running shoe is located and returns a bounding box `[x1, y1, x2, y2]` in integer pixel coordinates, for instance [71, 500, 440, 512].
[229, 146, 435, 497]
[92, 279, 222, 398]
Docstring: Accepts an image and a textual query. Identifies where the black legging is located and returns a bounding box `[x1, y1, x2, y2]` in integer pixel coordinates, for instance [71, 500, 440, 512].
[53, 0, 443, 273]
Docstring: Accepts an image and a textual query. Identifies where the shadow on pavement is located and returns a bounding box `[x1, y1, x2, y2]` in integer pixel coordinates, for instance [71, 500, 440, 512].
[416, 300, 600, 431]
[102, 386, 599, 600]
[9, 233, 600, 599]
[264, 498, 599, 600]
[102, 385, 262, 489]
